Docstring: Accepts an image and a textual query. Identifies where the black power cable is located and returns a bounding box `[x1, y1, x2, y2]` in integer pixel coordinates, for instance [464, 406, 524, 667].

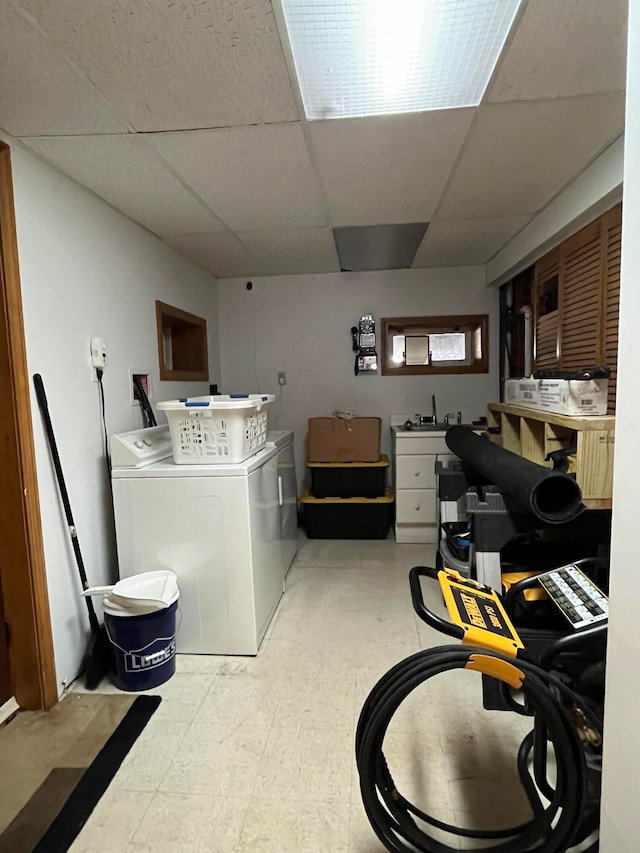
[132, 374, 157, 428]
[95, 368, 112, 486]
[356, 645, 602, 853]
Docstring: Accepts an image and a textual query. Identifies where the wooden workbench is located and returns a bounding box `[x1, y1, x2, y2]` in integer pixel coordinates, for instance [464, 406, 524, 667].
[487, 403, 615, 510]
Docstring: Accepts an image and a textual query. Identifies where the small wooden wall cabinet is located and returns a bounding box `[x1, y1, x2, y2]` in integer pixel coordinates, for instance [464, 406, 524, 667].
[487, 403, 615, 510]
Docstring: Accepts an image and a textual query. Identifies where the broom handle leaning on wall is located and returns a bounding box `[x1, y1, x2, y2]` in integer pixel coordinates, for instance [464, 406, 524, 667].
[32, 373, 101, 634]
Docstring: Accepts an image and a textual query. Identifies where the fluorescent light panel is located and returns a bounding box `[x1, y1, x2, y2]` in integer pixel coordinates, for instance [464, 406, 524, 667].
[280, 0, 522, 120]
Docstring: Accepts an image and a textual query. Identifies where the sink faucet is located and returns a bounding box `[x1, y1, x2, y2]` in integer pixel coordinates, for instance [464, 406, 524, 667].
[444, 412, 463, 425]
[415, 396, 439, 426]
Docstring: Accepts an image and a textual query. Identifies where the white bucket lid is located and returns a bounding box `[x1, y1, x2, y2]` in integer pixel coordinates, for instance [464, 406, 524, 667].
[103, 571, 179, 617]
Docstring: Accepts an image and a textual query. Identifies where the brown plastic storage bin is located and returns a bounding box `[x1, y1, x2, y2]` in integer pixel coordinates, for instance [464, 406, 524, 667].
[307, 416, 381, 463]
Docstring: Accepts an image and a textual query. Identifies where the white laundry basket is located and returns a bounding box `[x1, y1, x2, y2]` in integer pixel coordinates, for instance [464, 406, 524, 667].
[157, 394, 275, 464]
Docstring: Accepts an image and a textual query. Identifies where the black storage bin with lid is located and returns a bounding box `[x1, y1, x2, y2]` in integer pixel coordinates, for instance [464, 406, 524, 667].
[300, 488, 395, 539]
[307, 455, 389, 498]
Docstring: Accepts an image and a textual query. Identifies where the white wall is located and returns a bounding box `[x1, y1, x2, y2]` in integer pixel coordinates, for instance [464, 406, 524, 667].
[217, 267, 499, 489]
[600, 2, 640, 848]
[8, 141, 220, 693]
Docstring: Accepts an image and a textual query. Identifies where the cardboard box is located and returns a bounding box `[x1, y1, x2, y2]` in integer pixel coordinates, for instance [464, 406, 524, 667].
[308, 417, 381, 462]
[505, 379, 541, 408]
[504, 378, 608, 416]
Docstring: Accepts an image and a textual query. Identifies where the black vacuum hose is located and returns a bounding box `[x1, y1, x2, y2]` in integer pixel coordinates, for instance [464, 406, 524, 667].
[355, 645, 601, 852]
[445, 426, 584, 524]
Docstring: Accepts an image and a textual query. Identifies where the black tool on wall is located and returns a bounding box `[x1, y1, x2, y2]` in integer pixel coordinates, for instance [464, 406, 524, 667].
[533, 366, 611, 381]
[33, 373, 111, 689]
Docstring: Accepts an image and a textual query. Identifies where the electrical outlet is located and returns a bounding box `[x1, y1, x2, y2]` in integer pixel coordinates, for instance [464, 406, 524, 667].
[278, 372, 287, 386]
[90, 337, 107, 369]
[90, 337, 107, 381]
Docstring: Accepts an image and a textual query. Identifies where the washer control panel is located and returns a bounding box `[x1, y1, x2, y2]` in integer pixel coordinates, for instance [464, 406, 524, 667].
[111, 426, 173, 469]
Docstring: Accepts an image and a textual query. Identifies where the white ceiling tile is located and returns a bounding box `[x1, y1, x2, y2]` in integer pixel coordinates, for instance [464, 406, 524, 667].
[413, 216, 531, 267]
[15, 0, 297, 131]
[238, 228, 339, 275]
[488, 0, 627, 103]
[151, 124, 326, 231]
[0, 0, 126, 136]
[309, 110, 475, 226]
[438, 94, 626, 220]
[21, 135, 224, 238]
[165, 233, 270, 278]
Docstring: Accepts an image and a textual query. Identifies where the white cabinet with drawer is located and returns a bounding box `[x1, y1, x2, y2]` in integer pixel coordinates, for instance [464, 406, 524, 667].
[392, 428, 453, 544]
[396, 488, 437, 524]
[396, 455, 438, 489]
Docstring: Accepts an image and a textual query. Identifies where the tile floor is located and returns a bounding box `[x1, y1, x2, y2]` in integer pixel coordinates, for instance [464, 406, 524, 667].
[70, 537, 536, 852]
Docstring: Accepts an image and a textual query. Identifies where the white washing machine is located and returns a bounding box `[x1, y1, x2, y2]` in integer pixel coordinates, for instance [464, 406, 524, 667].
[111, 426, 296, 655]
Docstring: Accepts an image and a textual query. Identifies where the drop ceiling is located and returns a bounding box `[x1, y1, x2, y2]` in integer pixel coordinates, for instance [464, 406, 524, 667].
[0, 0, 628, 278]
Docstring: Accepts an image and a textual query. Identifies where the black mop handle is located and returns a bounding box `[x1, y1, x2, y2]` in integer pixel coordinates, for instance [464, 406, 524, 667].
[33, 374, 101, 632]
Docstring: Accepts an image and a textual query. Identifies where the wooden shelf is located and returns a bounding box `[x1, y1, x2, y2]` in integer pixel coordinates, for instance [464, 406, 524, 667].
[487, 403, 614, 431]
[487, 403, 615, 510]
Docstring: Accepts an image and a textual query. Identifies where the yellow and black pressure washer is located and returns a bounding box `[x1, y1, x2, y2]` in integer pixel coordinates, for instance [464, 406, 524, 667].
[356, 564, 606, 853]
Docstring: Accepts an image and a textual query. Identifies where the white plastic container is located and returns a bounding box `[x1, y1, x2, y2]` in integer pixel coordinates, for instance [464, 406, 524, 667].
[157, 394, 275, 464]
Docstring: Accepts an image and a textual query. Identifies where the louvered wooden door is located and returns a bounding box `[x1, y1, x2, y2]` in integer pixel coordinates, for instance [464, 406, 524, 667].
[559, 221, 602, 369]
[533, 204, 622, 413]
[603, 206, 622, 412]
[534, 247, 561, 368]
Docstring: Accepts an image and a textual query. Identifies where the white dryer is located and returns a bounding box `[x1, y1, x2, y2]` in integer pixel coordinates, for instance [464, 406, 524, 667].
[111, 426, 290, 655]
[266, 429, 298, 575]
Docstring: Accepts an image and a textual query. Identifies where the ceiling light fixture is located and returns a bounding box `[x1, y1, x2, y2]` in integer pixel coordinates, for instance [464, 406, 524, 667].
[279, 0, 522, 120]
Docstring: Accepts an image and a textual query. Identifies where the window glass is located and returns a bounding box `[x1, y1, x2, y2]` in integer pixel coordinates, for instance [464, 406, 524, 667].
[429, 332, 466, 362]
[391, 335, 405, 364]
[405, 335, 430, 365]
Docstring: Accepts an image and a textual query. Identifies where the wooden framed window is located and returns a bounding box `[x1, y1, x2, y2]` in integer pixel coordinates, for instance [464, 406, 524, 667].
[381, 315, 489, 375]
[155, 301, 209, 381]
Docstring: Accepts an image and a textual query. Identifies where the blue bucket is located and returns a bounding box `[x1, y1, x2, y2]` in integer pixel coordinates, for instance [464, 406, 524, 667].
[104, 600, 179, 691]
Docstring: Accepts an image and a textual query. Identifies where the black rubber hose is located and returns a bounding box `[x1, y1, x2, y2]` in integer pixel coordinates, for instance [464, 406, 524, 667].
[355, 645, 601, 852]
[445, 426, 584, 524]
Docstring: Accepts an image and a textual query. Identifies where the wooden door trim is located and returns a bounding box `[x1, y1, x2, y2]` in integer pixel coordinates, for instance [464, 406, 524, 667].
[0, 142, 57, 709]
